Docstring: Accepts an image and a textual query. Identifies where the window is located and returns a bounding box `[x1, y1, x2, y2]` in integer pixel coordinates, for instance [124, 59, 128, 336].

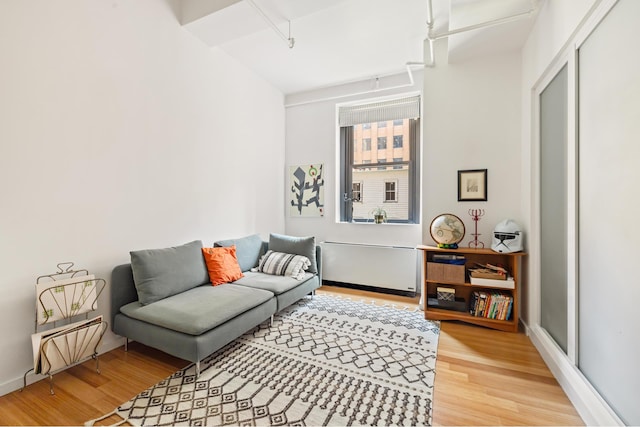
[352, 182, 362, 202]
[362, 138, 371, 151]
[385, 181, 397, 202]
[393, 135, 403, 148]
[377, 121, 387, 128]
[338, 95, 420, 223]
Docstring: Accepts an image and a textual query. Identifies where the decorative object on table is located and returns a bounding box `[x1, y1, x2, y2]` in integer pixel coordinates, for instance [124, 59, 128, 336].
[491, 219, 523, 253]
[429, 213, 465, 249]
[22, 262, 107, 395]
[458, 169, 487, 201]
[468, 208, 485, 248]
[289, 164, 324, 217]
[88, 295, 440, 427]
[370, 206, 387, 223]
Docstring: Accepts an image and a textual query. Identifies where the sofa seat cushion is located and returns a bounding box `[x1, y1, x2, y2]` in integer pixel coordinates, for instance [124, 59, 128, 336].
[120, 284, 274, 336]
[232, 271, 314, 295]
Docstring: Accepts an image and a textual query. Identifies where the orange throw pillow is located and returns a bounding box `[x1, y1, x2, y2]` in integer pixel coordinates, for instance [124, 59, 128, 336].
[201, 246, 244, 286]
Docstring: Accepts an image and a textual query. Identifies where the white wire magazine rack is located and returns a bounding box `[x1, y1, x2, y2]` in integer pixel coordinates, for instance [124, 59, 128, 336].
[22, 262, 107, 395]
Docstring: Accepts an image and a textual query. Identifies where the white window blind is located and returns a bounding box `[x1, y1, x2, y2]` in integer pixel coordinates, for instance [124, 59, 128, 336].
[339, 95, 420, 126]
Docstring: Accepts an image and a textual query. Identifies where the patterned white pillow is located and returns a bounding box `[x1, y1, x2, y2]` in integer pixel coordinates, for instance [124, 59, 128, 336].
[253, 250, 311, 280]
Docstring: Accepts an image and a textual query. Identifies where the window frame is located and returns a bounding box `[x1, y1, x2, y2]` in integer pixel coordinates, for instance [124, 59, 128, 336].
[352, 181, 362, 203]
[340, 117, 420, 224]
[384, 180, 398, 202]
[393, 135, 403, 148]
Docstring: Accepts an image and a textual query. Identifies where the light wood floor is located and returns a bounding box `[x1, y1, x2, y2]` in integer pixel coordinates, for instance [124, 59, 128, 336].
[0, 285, 584, 426]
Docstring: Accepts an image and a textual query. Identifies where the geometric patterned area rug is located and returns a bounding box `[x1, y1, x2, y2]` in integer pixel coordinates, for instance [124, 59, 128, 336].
[88, 294, 439, 426]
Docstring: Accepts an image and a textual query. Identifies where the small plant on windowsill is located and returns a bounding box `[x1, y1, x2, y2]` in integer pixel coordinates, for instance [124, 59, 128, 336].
[370, 207, 387, 224]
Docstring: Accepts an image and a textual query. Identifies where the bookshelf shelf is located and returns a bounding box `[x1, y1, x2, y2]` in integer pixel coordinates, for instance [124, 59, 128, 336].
[417, 245, 526, 333]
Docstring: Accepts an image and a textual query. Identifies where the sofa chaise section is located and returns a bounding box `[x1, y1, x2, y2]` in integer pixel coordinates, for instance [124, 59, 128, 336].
[110, 236, 321, 376]
[111, 263, 277, 375]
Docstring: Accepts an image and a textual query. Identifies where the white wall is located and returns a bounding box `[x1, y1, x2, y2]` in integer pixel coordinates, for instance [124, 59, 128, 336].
[285, 41, 521, 266]
[0, 0, 285, 394]
[284, 73, 423, 247]
[422, 40, 523, 252]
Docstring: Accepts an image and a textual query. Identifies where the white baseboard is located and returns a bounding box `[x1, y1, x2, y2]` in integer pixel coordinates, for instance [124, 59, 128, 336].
[0, 336, 124, 397]
[528, 325, 624, 426]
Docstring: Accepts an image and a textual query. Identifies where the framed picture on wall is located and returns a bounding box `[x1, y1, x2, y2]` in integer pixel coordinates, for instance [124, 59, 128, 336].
[289, 163, 325, 217]
[458, 169, 487, 201]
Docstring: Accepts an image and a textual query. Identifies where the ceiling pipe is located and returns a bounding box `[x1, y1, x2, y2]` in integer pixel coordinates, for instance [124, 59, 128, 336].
[428, 8, 536, 40]
[424, 0, 538, 64]
[286, 1, 539, 107]
[246, 0, 295, 49]
[425, 0, 435, 67]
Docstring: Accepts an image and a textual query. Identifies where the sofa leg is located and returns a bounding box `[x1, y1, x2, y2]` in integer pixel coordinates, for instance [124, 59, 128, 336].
[195, 361, 200, 378]
[312, 289, 316, 298]
[124, 338, 129, 352]
[270, 315, 274, 326]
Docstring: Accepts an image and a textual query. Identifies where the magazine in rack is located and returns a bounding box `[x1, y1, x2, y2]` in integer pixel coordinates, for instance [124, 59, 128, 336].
[22, 263, 107, 394]
[31, 315, 104, 374]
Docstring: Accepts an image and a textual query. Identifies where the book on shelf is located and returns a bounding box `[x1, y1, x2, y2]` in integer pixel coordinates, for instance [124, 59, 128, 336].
[432, 254, 466, 265]
[470, 275, 515, 289]
[480, 262, 508, 274]
[469, 263, 509, 280]
[469, 290, 513, 320]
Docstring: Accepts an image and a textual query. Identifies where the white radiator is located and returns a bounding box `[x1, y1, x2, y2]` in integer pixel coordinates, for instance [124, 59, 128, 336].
[320, 241, 418, 293]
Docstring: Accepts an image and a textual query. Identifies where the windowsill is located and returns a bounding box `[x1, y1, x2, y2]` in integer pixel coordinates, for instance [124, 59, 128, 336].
[339, 220, 419, 226]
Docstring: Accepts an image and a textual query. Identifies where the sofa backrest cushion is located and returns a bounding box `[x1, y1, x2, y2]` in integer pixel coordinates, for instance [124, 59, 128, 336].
[214, 233, 264, 272]
[130, 240, 209, 305]
[268, 233, 317, 274]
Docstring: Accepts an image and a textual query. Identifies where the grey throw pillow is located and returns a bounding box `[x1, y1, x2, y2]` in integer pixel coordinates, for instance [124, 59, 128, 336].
[214, 233, 265, 272]
[268, 233, 317, 274]
[254, 250, 311, 280]
[130, 240, 209, 305]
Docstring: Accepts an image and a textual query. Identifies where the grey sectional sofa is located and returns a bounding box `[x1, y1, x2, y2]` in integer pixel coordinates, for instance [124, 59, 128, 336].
[110, 234, 321, 376]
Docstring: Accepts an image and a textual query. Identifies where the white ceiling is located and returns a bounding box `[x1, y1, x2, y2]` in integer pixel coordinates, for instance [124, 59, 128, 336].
[182, 0, 537, 95]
